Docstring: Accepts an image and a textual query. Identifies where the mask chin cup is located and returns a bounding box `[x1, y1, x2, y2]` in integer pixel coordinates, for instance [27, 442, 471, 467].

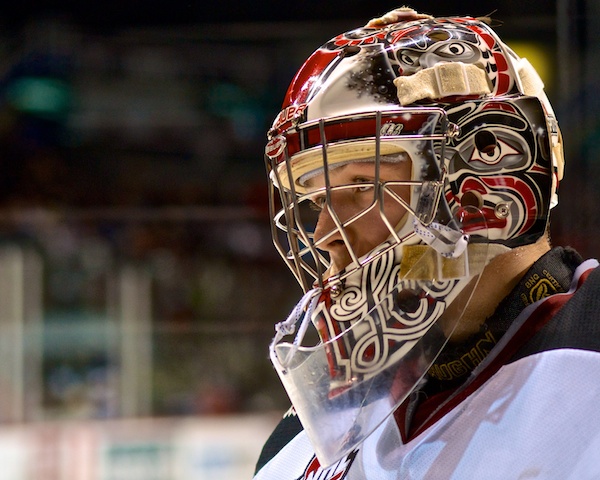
[269, 207, 495, 468]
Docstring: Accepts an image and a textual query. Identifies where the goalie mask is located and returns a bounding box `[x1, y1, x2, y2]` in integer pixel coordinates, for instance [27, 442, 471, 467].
[265, 8, 563, 467]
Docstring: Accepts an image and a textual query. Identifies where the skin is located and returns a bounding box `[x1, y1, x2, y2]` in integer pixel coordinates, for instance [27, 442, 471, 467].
[306, 160, 412, 275]
[305, 160, 551, 343]
[449, 235, 550, 342]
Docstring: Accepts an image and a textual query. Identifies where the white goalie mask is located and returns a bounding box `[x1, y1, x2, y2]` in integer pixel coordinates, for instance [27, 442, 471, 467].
[264, 8, 562, 467]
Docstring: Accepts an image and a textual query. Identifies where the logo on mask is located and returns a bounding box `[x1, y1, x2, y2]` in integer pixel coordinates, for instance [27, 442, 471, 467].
[381, 122, 404, 136]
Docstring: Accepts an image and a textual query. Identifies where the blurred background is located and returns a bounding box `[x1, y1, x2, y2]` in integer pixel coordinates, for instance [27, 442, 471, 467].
[0, 0, 596, 478]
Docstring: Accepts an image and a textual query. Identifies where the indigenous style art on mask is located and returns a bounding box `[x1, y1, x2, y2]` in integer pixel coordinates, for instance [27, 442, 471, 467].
[263, 10, 563, 468]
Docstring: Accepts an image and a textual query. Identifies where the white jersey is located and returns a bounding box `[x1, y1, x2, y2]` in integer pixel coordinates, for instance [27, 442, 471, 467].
[255, 348, 600, 479]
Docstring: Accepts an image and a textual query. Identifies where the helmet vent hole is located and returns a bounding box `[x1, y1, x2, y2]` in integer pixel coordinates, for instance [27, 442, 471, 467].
[474, 130, 497, 154]
[426, 30, 451, 42]
[461, 190, 483, 209]
[396, 289, 421, 314]
[341, 46, 361, 58]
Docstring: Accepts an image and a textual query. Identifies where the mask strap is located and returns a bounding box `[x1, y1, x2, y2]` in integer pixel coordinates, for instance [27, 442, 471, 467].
[413, 218, 469, 258]
[271, 287, 322, 367]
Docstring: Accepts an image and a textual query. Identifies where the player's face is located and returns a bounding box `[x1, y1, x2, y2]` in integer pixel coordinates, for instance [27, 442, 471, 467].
[306, 160, 412, 275]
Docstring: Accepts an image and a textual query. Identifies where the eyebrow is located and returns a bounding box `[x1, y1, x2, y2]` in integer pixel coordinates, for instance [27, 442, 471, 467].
[303, 164, 351, 189]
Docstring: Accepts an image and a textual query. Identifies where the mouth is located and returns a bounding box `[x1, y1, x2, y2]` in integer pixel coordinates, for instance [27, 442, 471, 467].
[319, 240, 356, 276]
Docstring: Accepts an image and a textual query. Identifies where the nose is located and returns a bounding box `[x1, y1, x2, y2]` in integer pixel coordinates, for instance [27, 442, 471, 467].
[312, 193, 359, 273]
[313, 200, 351, 251]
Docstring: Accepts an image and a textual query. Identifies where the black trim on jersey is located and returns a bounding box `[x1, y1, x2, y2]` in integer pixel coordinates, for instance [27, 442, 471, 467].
[255, 408, 303, 474]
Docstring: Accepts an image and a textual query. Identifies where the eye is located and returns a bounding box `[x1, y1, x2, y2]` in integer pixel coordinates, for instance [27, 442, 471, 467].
[398, 50, 418, 66]
[309, 195, 326, 211]
[352, 177, 375, 193]
[435, 42, 467, 58]
[469, 138, 521, 165]
[356, 184, 374, 192]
